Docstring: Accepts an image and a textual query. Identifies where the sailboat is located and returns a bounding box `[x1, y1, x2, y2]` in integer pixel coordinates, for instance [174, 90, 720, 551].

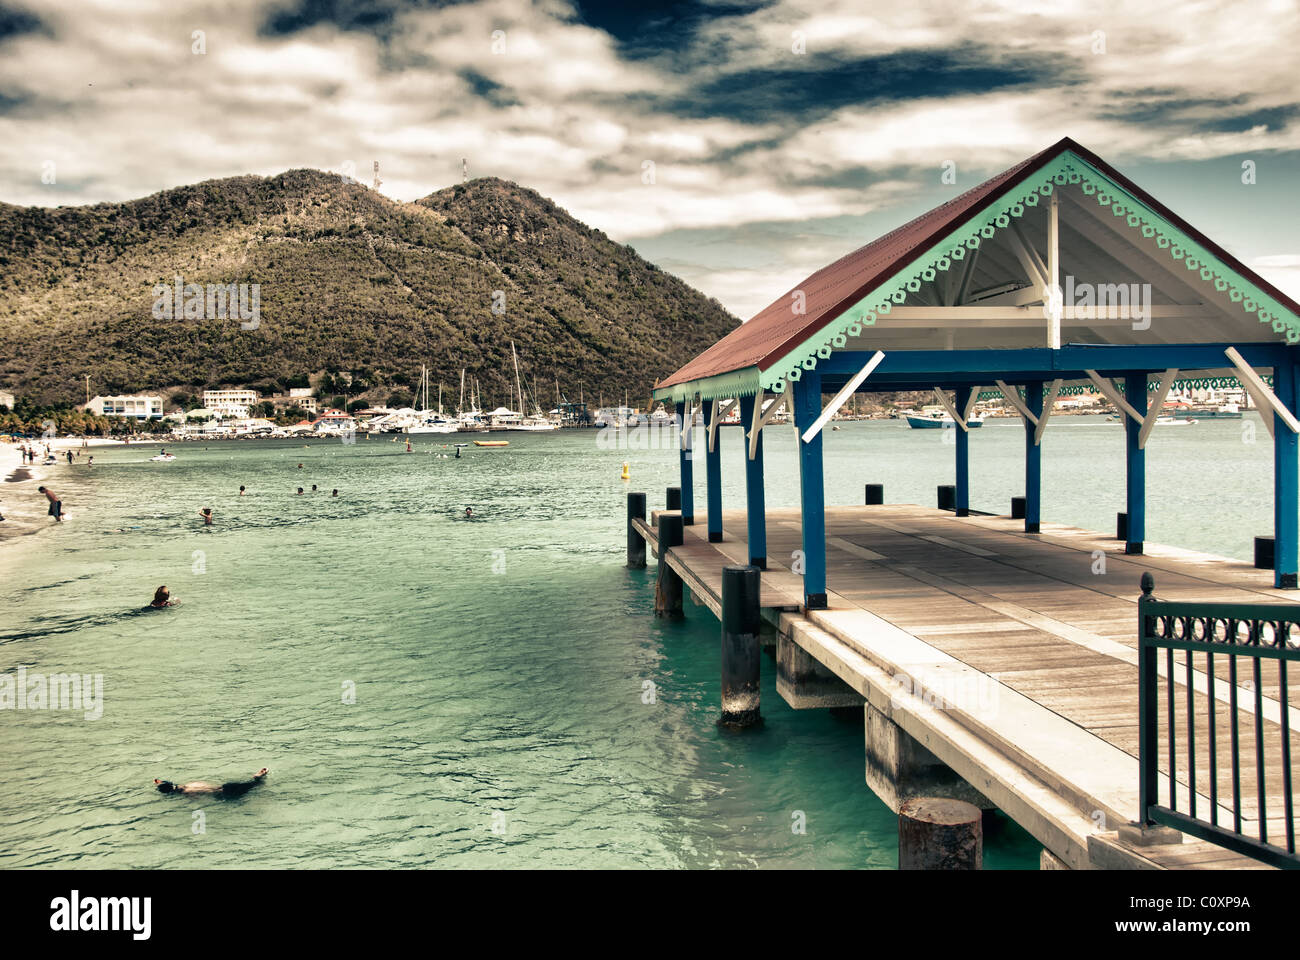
[503, 342, 559, 431]
[407, 365, 458, 434]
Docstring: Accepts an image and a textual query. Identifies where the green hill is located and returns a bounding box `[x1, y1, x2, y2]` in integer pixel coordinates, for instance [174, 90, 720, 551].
[0, 170, 738, 407]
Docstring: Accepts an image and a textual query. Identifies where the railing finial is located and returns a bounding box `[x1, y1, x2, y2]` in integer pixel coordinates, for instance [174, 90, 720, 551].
[1140, 571, 1155, 597]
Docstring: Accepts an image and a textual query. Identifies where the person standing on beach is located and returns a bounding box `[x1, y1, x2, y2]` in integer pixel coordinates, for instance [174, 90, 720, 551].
[37, 486, 62, 522]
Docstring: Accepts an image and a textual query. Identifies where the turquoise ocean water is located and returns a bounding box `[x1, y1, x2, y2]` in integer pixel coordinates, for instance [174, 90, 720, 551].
[0, 414, 1276, 868]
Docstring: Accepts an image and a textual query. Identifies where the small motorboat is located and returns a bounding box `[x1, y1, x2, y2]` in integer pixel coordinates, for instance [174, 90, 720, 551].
[473, 440, 509, 447]
[905, 413, 984, 429]
[149, 453, 176, 462]
[1154, 415, 1197, 427]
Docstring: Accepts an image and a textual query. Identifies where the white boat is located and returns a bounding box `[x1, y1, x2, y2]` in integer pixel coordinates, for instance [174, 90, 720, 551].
[405, 365, 459, 433]
[1154, 415, 1198, 426]
[504, 341, 560, 431]
[149, 453, 176, 462]
[905, 412, 984, 429]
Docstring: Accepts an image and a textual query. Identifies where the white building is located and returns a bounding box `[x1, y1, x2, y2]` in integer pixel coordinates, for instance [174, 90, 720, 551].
[0, 390, 13, 409]
[86, 394, 163, 420]
[202, 389, 259, 419]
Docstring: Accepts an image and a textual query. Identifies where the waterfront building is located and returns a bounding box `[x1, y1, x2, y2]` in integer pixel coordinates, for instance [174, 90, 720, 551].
[85, 394, 164, 419]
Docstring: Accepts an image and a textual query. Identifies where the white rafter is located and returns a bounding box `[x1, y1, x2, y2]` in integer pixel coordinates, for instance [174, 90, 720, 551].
[1138, 369, 1179, 448]
[1085, 371, 1145, 424]
[801, 351, 886, 443]
[1033, 379, 1064, 445]
[1226, 346, 1300, 434]
[932, 387, 969, 432]
[994, 379, 1038, 426]
[707, 398, 737, 453]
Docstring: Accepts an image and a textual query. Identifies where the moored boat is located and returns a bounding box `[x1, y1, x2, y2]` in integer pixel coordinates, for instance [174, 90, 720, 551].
[905, 413, 984, 429]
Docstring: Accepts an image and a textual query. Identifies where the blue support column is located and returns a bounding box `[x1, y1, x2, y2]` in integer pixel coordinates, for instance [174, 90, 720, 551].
[1124, 373, 1147, 555]
[793, 372, 827, 609]
[1024, 381, 1043, 533]
[1274, 358, 1298, 588]
[705, 399, 723, 543]
[675, 400, 695, 525]
[955, 385, 973, 517]
[738, 394, 767, 568]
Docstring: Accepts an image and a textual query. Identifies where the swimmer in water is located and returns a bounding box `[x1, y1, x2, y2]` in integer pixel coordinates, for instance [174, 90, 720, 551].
[297, 487, 304, 495]
[331, 489, 338, 496]
[297, 463, 303, 469]
[239, 485, 246, 496]
[149, 585, 174, 608]
[155, 768, 268, 798]
[311, 484, 317, 492]
[465, 506, 473, 518]
[199, 507, 213, 526]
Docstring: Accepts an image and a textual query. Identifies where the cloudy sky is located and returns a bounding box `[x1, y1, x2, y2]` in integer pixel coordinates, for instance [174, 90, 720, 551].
[2, 0, 1298, 318]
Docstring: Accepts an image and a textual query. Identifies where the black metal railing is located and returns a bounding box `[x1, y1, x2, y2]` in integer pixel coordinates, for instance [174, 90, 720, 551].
[1139, 572, 1300, 868]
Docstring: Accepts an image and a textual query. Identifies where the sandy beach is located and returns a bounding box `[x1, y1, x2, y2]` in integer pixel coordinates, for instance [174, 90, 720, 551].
[0, 437, 131, 540]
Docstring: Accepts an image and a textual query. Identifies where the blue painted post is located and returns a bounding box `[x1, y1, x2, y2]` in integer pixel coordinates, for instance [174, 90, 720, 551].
[793, 372, 828, 609]
[1125, 373, 1147, 555]
[705, 399, 723, 543]
[1024, 381, 1043, 534]
[675, 400, 695, 525]
[738, 394, 767, 568]
[955, 385, 973, 517]
[1274, 359, 1298, 588]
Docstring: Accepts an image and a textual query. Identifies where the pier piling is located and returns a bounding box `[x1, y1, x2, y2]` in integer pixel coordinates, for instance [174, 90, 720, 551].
[865, 483, 884, 505]
[1255, 536, 1275, 570]
[719, 565, 761, 728]
[627, 492, 646, 568]
[1010, 496, 1026, 520]
[898, 797, 983, 870]
[937, 485, 955, 512]
[666, 486, 682, 512]
[654, 513, 685, 618]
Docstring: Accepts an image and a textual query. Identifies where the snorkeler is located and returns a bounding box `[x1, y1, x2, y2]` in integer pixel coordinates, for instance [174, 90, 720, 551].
[149, 586, 174, 608]
[199, 507, 213, 526]
[155, 768, 268, 798]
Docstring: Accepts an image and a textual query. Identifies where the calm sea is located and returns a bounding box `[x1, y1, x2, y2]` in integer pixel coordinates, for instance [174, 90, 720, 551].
[0, 414, 1275, 868]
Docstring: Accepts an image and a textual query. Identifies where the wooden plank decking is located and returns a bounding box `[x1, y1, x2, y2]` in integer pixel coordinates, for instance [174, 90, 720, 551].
[637, 504, 1299, 869]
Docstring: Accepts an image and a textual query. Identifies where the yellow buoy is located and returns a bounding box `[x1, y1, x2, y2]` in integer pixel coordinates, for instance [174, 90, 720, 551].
[621, 461, 630, 481]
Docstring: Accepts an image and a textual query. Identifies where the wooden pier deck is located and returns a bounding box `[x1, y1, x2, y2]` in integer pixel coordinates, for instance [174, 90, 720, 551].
[635, 504, 1300, 869]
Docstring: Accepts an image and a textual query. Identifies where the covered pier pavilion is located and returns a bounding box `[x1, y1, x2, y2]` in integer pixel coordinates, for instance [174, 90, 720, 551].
[641, 137, 1300, 868]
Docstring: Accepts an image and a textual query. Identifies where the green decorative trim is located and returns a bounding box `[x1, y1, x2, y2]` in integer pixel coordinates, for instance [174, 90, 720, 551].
[977, 375, 1271, 402]
[652, 366, 761, 403]
[757, 150, 1300, 395]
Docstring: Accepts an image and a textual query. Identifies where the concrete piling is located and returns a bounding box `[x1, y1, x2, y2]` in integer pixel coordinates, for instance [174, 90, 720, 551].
[654, 513, 684, 618]
[865, 483, 884, 505]
[898, 797, 983, 870]
[719, 564, 761, 728]
[937, 485, 956, 511]
[627, 492, 646, 568]
[666, 486, 682, 512]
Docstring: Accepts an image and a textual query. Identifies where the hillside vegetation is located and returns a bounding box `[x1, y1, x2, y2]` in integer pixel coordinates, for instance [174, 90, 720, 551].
[0, 171, 738, 407]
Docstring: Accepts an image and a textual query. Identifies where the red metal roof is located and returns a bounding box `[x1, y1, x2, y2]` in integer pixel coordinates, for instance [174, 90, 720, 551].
[656, 136, 1300, 391]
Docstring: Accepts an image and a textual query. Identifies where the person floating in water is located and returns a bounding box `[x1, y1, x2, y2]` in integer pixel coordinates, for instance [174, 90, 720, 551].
[37, 486, 62, 522]
[155, 768, 268, 798]
[464, 506, 473, 518]
[149, 586, 174, 608]
[311, 484, 317, 493]
[297, 487, 304, 495]
[239, 485, 246, 496]
[331, 489, 338, 496]
[199, 507, 213, 526]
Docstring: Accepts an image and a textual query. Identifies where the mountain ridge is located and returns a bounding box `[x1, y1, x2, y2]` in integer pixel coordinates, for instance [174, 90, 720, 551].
[0, 169, 739, 407]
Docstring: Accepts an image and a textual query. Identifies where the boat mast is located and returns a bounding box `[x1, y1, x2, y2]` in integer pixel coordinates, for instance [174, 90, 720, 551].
[459, 369, 465, 415]
[511, 341, 524, 417]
